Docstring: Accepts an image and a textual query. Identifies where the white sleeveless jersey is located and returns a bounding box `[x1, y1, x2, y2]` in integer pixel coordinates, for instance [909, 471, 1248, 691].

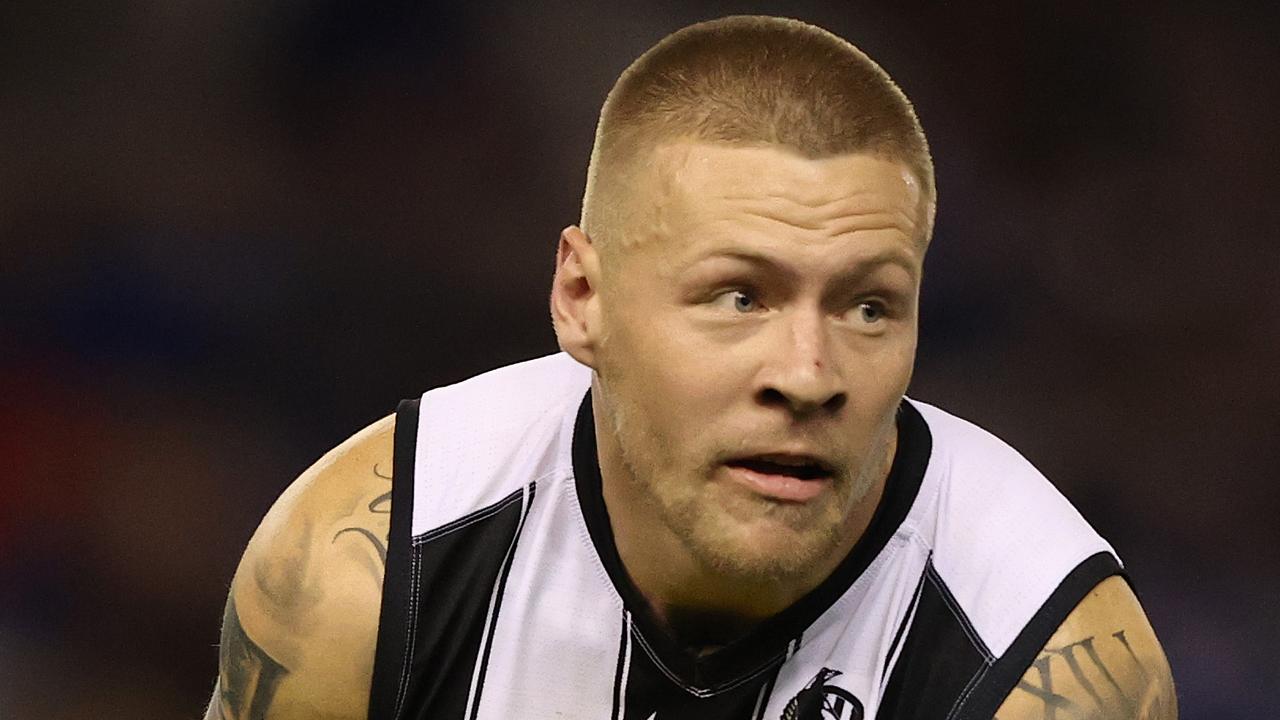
[367, 353, 1122, 720]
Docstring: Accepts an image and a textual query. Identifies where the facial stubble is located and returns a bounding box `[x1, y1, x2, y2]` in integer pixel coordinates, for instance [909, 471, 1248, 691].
[598, 365, 896, 586]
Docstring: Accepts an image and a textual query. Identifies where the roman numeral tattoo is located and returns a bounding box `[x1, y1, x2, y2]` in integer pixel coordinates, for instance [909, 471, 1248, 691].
[997, 630, 1148, 720]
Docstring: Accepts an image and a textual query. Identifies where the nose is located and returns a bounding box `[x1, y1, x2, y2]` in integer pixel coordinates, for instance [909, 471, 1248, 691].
[757, 309, 847, 417]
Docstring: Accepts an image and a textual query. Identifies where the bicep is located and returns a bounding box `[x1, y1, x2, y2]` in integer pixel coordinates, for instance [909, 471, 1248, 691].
[208, 566, 380, 720]
[206, 415, 395, 720]
[206, 591, 291, 719]
[995, 575, 1177, 720]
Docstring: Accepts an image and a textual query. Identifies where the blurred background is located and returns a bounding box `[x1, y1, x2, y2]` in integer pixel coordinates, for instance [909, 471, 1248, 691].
[2, 1, 1276, 717]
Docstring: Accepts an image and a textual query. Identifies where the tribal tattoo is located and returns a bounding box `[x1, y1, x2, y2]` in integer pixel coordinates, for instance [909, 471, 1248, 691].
[331, 464, 392, 579]
[213, 594, 289, 720]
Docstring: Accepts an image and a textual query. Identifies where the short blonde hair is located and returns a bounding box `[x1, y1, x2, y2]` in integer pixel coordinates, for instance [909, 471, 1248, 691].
[581, 15, 936, 248]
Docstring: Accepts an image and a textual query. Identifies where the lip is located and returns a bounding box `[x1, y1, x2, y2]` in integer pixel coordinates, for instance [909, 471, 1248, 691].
[721, 462, 831, 502]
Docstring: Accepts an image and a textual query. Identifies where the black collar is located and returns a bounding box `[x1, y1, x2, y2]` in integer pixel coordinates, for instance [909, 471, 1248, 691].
[572, 392, 933, 691]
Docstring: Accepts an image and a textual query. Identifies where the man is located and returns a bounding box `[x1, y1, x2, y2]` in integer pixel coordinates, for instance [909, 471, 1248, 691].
[205, 16, 1175, 720]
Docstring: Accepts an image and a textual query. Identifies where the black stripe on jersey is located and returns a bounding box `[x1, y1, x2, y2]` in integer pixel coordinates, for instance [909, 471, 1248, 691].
[400, 486, 527, 720]
[368, 398, 420, 720]
[573, 393, 933, 694]
[467, 483, 537, 720]
[368, 436, 539, 720]
[876, 552, 1124, 720]
[875, 559, 989, 720]
[951, 551, 1124, 720]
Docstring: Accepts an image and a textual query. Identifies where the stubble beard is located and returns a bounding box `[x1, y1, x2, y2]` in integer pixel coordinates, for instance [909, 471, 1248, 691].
[601, 375, 891, 586]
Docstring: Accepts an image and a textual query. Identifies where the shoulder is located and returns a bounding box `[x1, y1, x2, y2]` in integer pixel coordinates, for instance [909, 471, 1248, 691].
[408, 353, 590, 535]
[893, 400, 1171, 718]
[909, 397, 1117, 566]
[903, 399, 1123, 674]
[912, 397, 1116, 574]
[994, 575, 1177, 719]
[910, 397, 1118, 568]
[211, 413, 396, 720]
[417, 352, 590, 433]
[239, 413, 395, 629]
[908, 397, 1086, 546]
[908, 397, 1059, 496]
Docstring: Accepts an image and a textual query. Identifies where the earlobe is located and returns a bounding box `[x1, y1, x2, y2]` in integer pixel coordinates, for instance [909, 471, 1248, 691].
[550, 225, 601, 369]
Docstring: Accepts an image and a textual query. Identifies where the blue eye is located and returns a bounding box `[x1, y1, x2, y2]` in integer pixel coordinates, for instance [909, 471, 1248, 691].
[857, 301, 886, 323]
[711, 289, 762, 313]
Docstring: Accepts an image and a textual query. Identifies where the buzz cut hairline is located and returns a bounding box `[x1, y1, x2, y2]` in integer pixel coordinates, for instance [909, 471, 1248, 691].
[580, 15, 936, 250]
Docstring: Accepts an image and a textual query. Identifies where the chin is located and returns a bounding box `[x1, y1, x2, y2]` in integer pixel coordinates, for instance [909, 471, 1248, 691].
[682, 509, 844, 583]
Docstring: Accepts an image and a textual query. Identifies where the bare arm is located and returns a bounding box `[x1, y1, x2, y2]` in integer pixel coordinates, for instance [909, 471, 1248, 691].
[994, 575, 1177, 719]
[204, 415, 395, 720]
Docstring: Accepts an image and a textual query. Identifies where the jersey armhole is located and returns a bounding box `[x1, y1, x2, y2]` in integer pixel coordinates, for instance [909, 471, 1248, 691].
[367, 397, 420, 720]
[953, 551, 1126, 719]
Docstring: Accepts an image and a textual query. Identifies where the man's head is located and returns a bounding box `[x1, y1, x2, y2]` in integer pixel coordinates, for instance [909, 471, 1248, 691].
[552, 16, 933, 591]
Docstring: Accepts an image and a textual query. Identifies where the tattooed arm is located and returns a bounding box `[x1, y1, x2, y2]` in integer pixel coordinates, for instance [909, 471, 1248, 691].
[204, 414, 396, 720]
[994, 575, 1177, 720]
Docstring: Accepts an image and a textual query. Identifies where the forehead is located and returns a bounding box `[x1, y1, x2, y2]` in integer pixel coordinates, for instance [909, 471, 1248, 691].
[650, 140, 923, 212]
[621, 141, 925, 268]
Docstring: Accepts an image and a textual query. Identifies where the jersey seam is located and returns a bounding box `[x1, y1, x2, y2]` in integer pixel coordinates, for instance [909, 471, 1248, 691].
[392, 548, 422, 720]
[412, 490, 523, 545]
[564, 468, 628, 613]
[880, 551, 929, 682]
[628, 626, 790, 698]
[945, 660, 992, 720]
[800, 529, 912, 654]
[610, 610, 632, 720]
[925, 558, 997, 720]
[412, 467, 562, 545]
[925, 562, 995, 662]
[464, 481, 538, 719]
[948, 552, 1124, 720]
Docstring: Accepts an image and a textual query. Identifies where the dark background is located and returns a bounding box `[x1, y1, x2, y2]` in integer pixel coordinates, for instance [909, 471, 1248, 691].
[2, 1, 1276, 717]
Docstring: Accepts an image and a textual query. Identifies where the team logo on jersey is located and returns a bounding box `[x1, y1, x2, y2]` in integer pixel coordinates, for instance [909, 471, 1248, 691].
[781, 667, 863, 720]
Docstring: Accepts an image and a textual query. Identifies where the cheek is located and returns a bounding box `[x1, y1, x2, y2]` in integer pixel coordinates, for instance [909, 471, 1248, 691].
[892, 331, 919, 391]
[837, 334, 917, 433]
[605, 300, 738, 394]
[878, 336, 917, 392]
[858, 325, 917, 385]
[601, 322, 739, 464]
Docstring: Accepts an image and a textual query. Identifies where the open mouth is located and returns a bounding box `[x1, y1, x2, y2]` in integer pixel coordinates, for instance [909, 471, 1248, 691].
[724, 455, 834, 481]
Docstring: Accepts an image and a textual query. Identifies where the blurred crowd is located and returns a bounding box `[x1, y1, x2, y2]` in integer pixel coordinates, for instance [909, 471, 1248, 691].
[2, 1, 1276, 717]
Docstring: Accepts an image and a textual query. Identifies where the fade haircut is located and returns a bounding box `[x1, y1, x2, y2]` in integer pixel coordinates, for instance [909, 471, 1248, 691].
[580, 15, 936, 251]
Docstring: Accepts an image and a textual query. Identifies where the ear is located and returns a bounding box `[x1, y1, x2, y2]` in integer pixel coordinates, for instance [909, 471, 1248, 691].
[550, 225, 604, 369]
